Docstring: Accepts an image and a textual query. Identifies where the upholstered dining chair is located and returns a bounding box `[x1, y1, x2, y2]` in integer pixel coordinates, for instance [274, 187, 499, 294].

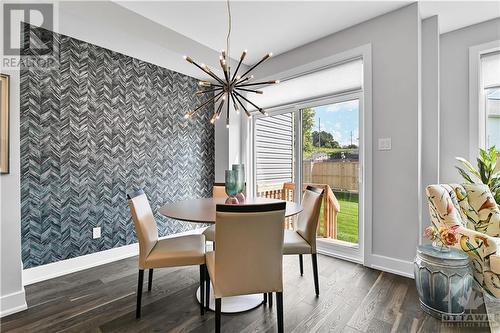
[283, 186, 324, 296]
[127, 189, 206, 318]
[206, 202, 287, 333]
[202, 183, 226, 244]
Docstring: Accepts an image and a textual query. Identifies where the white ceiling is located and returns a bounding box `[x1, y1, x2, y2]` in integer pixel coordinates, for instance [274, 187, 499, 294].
[116, 1, 410, 64]
[420, 1, 500, 34]
[116, 1, 500, 65]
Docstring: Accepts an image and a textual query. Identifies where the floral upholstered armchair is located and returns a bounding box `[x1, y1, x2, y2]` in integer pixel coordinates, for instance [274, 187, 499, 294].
[426, 184, 500, 298]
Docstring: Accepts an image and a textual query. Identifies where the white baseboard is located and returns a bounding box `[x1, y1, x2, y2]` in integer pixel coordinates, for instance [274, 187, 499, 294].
[367, 254, 414, 279]
[23, 228, 205, 286]
[0, 288, 27, 318]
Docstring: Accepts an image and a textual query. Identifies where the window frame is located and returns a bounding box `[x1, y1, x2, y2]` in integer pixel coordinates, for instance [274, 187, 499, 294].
[468, 40, 500, 159]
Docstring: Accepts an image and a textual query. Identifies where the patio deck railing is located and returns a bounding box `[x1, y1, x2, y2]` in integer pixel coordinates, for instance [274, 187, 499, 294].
[256, 182, 340, 238]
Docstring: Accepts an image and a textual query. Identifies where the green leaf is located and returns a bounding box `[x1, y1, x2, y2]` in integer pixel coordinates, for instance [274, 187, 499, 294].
[455, 157, 481, 178]
[477, 159, 488, 184]
[455, 166, 474, 183]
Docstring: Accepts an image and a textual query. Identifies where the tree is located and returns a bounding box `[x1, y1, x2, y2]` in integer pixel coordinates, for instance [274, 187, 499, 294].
[302, 108, 315, 153]
[312, 131, 340, 149]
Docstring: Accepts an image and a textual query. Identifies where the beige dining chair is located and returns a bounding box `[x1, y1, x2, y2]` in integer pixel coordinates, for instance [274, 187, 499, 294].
[127, 189, 206, 318]
[202, 183, 226, 243]
[206, 202, 286, 333]
[283, 186, 324, 296]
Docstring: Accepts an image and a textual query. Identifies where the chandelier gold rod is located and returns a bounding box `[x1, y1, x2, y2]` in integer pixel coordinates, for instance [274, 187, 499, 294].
[203, 65, 227, 86]
[238, 53, 272, 80]
[216, 98, 226, 119]
[236, 80, 278, 88]
[233, 75, 252, 86]
[232, 93, 252, 118]
[230, 51, 246, 82]
[190, 90, 224, 116]
[185, 56, 226, 86]
[226, 95, 230, 127]
[230, 92, 240, 113]
[211, 98, 225, 123]
[235, 87, 263, 94]
[219, 57, 230, 84]
[233, 90, 265, 115]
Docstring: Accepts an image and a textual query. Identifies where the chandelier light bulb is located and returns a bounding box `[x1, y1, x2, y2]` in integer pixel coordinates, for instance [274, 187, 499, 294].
[182, 2, 277, 125]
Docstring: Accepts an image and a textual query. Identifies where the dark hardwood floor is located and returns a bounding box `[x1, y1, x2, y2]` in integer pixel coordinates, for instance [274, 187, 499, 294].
[0, 254, 490, 332]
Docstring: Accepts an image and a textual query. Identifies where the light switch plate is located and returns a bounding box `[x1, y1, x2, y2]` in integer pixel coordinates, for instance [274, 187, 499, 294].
[93, 227, 101, 239]
[378, 138, 392, 151]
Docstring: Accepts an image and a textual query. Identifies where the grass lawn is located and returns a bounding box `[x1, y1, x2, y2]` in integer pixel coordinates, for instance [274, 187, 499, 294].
[318, 192, 359, 244]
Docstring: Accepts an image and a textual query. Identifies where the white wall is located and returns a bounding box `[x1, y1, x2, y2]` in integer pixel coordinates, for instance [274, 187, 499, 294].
[252, 3, 421, 275]
[440, 18, 500, 183]
[0, 0, 226, 316]
[0, 68, 26, 317]
[421, 16, 440, 238]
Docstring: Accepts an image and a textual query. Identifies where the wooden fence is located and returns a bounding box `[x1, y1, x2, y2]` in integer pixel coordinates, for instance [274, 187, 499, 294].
[256, 182, 340, 238]
[303, 160, 359, 192]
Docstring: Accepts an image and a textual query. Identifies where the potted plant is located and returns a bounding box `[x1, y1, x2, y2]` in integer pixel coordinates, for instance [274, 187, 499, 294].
[455, 146, 500, 205]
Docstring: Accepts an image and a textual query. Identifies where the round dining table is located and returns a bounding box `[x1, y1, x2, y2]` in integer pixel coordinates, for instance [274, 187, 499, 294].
[159, 197, 303, 313]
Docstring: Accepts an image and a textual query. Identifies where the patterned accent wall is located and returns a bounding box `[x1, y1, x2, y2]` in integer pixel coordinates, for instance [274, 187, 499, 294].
[20, 25, 215, 268]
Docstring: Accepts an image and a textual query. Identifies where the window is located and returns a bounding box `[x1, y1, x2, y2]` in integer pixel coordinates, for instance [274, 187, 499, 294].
[470, 41, 500, 156]
[252, 55, 366, 257]
[254, 112, 295, 194]
[481, 52, 500, 149]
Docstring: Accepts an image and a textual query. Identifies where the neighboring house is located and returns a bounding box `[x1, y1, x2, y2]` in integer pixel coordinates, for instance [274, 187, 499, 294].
[312, 152, 329, 161]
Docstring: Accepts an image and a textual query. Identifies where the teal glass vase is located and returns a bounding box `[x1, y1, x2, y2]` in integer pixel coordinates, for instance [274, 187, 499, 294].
[225, 169, 239, 204]
[232, 164, 245, 203]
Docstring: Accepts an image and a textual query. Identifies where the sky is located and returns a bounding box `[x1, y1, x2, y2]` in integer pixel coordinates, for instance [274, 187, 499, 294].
[311, 99, 359, 147]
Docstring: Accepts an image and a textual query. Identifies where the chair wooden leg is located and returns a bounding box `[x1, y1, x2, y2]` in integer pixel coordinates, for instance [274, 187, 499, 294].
[148, 269, 153, 292]
[299, 254, 304, 276]
[215, 298, 222, 333]
[276, 292, 284, 333]
[199, 264, 205, 315]
[268, 292, 273, 307]
[136, 269, 144, 319]
[312, 253, 319, 296]
[263, 293, 267, 304]
[205, 267, 210, 309]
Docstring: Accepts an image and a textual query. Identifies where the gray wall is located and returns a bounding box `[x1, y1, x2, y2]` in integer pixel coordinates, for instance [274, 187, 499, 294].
[440, 18, 500, 183]
[252, 3, 421, 268]
[0, 0, 222, 317]
[421, 16, 440, 238]
[20, 25, 214, 268]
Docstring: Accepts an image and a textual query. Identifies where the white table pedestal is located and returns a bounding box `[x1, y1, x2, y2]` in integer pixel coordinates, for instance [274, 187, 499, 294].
[195, 284, 264, 313]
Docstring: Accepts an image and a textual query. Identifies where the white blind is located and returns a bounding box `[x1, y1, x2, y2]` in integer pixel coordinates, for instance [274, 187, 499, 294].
[250, 58, 363, 110]
[481, 51, 500, 88]
[255, 112, 294, 185]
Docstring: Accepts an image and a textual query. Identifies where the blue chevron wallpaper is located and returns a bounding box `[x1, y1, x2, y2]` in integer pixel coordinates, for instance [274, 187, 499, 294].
[20, 25, 215, 268]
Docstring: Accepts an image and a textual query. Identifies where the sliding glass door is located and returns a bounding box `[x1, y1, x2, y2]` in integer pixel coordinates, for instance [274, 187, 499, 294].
[300, 96, 361, 250]
[253, 92, 363, 261]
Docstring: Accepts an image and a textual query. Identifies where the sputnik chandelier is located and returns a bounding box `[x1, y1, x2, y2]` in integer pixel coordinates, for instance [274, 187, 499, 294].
[183, 0, 279, 127]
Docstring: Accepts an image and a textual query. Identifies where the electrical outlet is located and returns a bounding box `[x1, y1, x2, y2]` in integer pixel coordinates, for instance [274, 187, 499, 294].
[378, 137, 392, 151]
[93, 227, 101, 239]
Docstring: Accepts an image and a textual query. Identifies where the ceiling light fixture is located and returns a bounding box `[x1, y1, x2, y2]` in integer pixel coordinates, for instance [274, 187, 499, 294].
[183, 0, 279, 128]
